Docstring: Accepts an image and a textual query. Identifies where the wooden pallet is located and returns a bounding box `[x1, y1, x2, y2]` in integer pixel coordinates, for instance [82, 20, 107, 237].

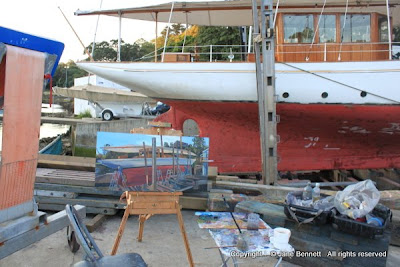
[36, 168, 95, 187]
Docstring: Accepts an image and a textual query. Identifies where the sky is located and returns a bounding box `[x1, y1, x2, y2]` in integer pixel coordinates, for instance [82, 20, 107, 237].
[0, 0, 170, 62]
[96, 132, 209, 155]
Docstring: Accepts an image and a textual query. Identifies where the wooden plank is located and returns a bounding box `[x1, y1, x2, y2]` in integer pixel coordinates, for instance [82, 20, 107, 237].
[37, 154, 95, 171]
[38, 203, 116, 215]
[148, 121, 172, 128]
[34, 183, 121, 196]
[86, 214, 108, 233]
[36, 168, 95, 187]
[130, 127, 182, 136]
[34, 195, 125, 209]
[128, 208, 178, 215]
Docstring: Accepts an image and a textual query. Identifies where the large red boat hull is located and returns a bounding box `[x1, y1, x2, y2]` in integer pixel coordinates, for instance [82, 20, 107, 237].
[156, 101, 400, 174]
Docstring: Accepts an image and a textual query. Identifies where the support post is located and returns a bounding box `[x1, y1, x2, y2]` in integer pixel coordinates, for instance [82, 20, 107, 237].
[151, 137, 157, 190]
[155, 12, 158, 62]
[386, 0, 392, 60]
[117, 11, 122, 62]
[252, 0, 278, 185]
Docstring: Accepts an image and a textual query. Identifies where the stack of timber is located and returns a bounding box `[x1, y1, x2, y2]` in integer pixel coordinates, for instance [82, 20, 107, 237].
[34, 168, 123, 215]
[34, 155, 208, 215]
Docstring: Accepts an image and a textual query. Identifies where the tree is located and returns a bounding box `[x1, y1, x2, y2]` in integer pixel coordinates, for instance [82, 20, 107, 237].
[195, 26, 241, 61]
[53, 61, 87, 88]
[86, 41, 117, 61]
[394, 26, 400, 42]
[189, 137, 208, 164]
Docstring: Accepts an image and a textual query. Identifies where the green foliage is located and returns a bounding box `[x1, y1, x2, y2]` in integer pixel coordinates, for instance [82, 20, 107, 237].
[76, 109, 93, 119]
[74, 146, 96, 158]
[53, 61, 87, 88]
[85, 39, 155, 62]
[188, 137, 208, 164]
[394, 26, 400, 42]
[195, 26, 242, 61]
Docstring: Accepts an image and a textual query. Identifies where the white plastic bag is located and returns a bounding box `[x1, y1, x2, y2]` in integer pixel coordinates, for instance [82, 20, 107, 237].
[334, 179, 380, 219]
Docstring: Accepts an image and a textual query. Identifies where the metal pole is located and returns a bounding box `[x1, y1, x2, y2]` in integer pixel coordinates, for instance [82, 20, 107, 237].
[172, 146, 175, 175]
[210, 45, 213, 62]
[160, 135, 164, 157]
[91, 0, 103, 60]
[117, 11, 122, 62]
[182, 12, 188, 53]
[155, 12, 158, 62]
[64, 66, 69, 87]
[151, 137, 157, 191]
[386, 0, 392, 60]
[143, 142, 149, 186]
[162, 1, 175, 62]
[252, 0, 277, 185]
[248, 26, 253, 54]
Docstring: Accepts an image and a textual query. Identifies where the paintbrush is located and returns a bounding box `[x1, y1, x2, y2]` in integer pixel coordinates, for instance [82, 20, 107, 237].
[204, 246, 236, 250]
[222, 194, 248, 251]
[221, 194, 242, 233]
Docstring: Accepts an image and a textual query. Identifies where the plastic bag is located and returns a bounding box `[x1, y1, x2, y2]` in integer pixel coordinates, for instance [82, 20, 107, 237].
[334, 180, 380, 219]
[313, 195, 335, 211]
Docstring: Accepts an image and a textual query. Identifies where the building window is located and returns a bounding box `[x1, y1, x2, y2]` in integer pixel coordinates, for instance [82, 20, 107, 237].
[284, 15, 314, 43]
[319, 15, 336, 43]
[340, 14, 371, 43]
[378, 15, 389, 42]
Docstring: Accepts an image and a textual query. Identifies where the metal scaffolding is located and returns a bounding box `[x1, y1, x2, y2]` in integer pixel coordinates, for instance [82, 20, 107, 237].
[252, 0, 278, 185]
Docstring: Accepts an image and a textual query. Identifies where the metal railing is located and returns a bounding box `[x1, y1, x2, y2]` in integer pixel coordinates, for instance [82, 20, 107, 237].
[134, 42, 400, 63]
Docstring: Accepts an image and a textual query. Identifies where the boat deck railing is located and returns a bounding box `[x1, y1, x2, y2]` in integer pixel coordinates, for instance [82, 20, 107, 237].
[135, 41, 400, 63]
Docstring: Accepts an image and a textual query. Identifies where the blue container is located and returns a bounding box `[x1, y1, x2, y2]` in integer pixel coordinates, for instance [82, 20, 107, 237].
[0, 26, 64, 75]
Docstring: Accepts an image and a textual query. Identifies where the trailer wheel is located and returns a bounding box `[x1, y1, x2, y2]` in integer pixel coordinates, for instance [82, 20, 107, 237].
[102, 110, 113, 121]
[67, 226, 80, 253]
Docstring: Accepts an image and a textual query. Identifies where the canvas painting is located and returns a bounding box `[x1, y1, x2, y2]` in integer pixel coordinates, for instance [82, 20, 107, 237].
[96, 132, 209, 192]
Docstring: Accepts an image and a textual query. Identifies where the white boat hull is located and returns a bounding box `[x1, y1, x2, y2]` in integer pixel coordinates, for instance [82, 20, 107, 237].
[77, 61, 400, 105]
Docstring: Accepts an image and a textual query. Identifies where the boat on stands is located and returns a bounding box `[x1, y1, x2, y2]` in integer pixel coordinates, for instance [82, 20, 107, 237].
[76, 0, 400, 176]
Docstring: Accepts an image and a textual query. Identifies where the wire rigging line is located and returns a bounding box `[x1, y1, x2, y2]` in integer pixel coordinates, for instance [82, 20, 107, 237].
[306, 0, 328, 61]
[338, 0, 349, 61]
[281, 62, 400, 104]
[91, 0, 103, 61]
[162, 1, 175, 62]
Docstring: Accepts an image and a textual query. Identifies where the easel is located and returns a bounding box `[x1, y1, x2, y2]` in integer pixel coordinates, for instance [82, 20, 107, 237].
[111, 191, 194, 267]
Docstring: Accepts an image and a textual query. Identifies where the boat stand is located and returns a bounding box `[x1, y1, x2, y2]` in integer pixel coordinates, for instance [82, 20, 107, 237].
[111, 191, 194, 267]
[0, 28, 86, 259]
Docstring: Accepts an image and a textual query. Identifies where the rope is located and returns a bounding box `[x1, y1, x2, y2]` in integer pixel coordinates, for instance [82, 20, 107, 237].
[281, 62, 400, 104]
[305, 0, 327, 61]
[338, 0, 350, 61]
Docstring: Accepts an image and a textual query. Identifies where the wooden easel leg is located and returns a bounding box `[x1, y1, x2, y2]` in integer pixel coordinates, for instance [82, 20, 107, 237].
[138, 215, 146, 242]
[138, 214, 152, 242]
[176, 205, 194, 267]
[111, 208, 130, 255]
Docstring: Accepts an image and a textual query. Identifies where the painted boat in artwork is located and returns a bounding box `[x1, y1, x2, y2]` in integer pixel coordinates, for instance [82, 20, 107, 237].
[96, 157, 195, 188]
[76, 0, 400, 175]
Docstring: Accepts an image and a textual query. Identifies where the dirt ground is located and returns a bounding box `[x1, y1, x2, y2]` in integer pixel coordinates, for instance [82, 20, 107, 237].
[0, 211, 294, 267]
[1, 210, 399, 267]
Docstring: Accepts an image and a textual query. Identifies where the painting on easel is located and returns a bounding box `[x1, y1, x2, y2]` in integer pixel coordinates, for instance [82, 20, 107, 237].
[95, 132, 210, 192]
